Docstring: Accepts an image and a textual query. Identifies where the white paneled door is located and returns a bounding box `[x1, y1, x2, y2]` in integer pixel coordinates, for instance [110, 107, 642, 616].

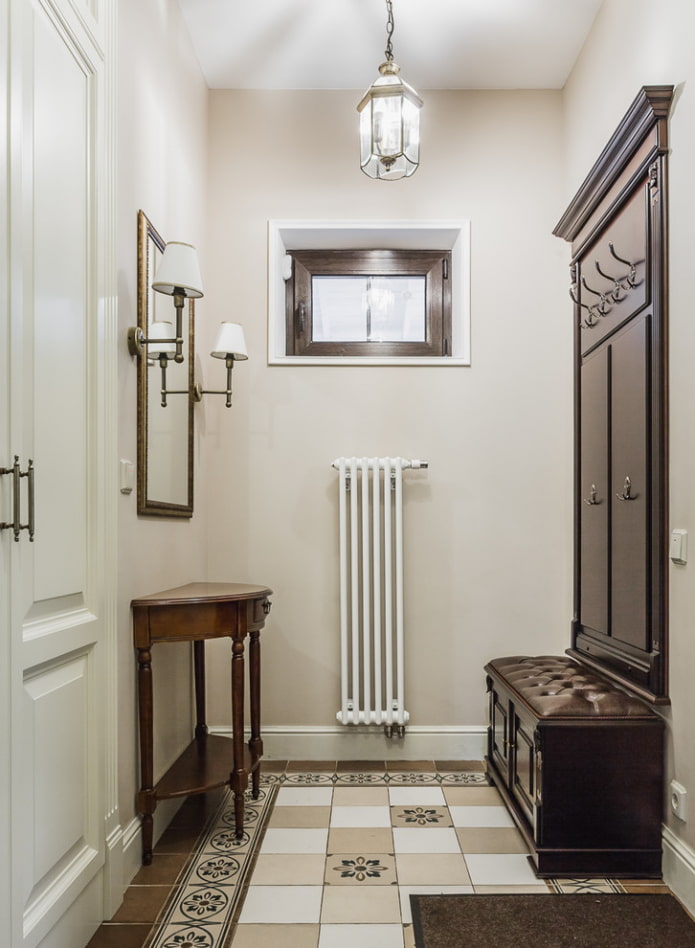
[1, 0, 117, 944]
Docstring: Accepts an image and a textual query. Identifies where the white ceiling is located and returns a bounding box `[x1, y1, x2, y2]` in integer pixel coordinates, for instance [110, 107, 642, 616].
[177, 0, 605, 92]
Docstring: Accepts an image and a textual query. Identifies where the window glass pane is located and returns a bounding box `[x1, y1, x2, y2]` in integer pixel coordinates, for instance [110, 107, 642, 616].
[312, 275, 426, 343]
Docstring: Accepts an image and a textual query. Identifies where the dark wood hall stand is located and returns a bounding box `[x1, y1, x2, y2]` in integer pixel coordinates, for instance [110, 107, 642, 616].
[132, 582, 272, 865]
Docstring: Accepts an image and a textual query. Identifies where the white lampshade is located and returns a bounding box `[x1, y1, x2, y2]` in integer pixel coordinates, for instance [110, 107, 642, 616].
[152, 241, 204, 298]
[211, 322, 248, 361]
[147, 320, 176, 359]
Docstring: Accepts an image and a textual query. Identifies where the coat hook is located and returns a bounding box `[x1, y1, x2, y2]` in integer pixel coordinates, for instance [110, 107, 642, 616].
[608, 243, 638, 288]
[584, 484, 601, 506]
[616, 475, 637, 502]
[594, 259, 627, 301]
[581, 276, 611, 315]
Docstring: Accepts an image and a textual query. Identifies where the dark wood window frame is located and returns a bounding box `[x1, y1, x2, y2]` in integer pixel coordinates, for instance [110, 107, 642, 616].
[285, 249, 452, 358]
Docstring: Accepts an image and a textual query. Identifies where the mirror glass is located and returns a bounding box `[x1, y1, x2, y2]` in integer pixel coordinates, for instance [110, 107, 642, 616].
[137, 210, 194, 517]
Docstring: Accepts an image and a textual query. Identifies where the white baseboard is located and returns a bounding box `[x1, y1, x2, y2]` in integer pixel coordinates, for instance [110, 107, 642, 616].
[209, 724, 487, 763]
[662, 824, 695, 917]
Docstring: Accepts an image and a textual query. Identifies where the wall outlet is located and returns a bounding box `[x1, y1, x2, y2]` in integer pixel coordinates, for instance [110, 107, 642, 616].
[670, 780, 687, 821]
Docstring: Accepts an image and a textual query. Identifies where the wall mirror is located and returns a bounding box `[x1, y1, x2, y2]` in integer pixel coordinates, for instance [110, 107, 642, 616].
[136, 210, 194, 517]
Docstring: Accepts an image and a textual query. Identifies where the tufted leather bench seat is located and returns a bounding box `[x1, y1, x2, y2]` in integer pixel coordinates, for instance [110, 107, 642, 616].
[484, 654, 664, 877]
[486, 655, 656, 719]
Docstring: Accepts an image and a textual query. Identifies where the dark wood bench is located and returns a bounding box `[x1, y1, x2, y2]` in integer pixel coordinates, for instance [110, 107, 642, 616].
[485, 655, 664, 877]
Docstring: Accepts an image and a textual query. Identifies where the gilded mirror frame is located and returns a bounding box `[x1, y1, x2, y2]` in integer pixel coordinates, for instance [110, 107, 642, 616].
[136, 210, 195, 517]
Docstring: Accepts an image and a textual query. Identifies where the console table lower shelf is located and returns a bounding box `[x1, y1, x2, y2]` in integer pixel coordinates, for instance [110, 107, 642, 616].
[132, 582, 272, 865]
[485, 655, 665, 878]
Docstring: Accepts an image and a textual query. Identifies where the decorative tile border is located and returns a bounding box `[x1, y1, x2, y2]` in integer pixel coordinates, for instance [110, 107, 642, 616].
[144, 781, 278, 948]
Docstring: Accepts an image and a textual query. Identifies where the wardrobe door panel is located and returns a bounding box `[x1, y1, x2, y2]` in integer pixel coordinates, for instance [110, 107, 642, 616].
[611, 316, 650, 651]
[579, 348, 609, 637]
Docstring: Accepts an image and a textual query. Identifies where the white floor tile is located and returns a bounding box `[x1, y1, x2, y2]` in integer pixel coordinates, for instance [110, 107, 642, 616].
[399, 885, 475, 924]
[238, 885, 323, 923]
[392, 827, 461, 854]
[448, 805, 515, 827]
[463, 853, 547, 886]
[260, 827, 329, 854]
[388, 787, 446, 806]
[319, 924, 404, 948]
[275, 786, 334, 807]
[330, 805, 392, 828]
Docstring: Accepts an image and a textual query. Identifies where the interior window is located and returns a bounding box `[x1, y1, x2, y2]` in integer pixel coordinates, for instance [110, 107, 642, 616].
[286, 249, 451, 357]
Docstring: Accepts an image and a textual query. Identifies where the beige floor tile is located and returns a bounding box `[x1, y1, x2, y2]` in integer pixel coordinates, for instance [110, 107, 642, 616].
[320, 885, 401, 923]
[474, 884, 553, 893]
[328, 827, 393, 853]
[269, 806, 331, 828]
[443, 786, 504, 806]
[455, 827, 529, 854]
[231, 924, 320, 947]
[395, 853, 471, 886]
[435, 760, 486, 772]
[385, 760, 435, 772]
[402, 923, 416, 948]
[325, 853, 396, 885]
[391, 806, 452, 828]
[250, 854, 327, 885]
[332, 787, 389, 806]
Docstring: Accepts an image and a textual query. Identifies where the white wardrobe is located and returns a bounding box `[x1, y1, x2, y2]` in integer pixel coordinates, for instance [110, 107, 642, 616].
[0, 0, 118, 944]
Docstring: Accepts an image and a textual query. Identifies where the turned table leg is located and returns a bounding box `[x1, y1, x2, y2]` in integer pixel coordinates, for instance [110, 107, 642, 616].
[230, 633, 248, 838]
[136, 646, 156, 865]
[249, 628, 263, 798]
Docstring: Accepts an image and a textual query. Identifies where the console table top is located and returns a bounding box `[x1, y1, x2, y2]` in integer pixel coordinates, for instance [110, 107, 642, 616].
[131, 581, 272, 607]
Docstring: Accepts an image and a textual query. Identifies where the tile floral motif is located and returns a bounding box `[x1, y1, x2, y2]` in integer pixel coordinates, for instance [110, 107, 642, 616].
[331, 855, 390, 882]
[161, 926, 215, 947]
[392, 806, 452, 827]
[180, 888, 229, 920]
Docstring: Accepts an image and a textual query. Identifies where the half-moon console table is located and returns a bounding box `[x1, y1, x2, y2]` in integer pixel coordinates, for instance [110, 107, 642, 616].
[132, 581, 272, 865]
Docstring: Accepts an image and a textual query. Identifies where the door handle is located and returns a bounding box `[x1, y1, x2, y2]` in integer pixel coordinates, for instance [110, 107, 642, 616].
[0, 455, 35, 541]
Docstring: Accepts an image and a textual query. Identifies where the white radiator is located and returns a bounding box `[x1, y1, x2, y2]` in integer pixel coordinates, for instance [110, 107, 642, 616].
[332, 456, 428, 736]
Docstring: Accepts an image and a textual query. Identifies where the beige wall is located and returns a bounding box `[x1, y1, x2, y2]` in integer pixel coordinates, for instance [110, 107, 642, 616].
[201, 89, 573, 740]
[117, 0, 209, 829]
[563, 0, 695, 867]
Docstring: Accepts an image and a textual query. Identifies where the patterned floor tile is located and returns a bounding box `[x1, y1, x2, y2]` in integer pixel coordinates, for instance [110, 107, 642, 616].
[325, 853, 397, 885]
[390, 805, 452, 828]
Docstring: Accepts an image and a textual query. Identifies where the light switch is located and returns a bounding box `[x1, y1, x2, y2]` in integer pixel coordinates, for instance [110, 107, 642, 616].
[670, 528, 688, 565]
[120, 458, 135, 495]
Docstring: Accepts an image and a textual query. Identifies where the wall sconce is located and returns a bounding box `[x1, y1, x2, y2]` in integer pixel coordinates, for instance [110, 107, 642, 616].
[357, 0, 422, 180]
[194, 322, 248, 408]
[128, 241, 204, 363]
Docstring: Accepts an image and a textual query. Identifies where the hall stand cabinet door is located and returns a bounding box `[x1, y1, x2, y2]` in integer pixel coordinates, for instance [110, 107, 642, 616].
[553, 86, 673, 703]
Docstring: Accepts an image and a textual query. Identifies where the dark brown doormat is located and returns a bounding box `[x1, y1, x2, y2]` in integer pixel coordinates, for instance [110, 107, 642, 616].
[410, 893, 695, 948]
